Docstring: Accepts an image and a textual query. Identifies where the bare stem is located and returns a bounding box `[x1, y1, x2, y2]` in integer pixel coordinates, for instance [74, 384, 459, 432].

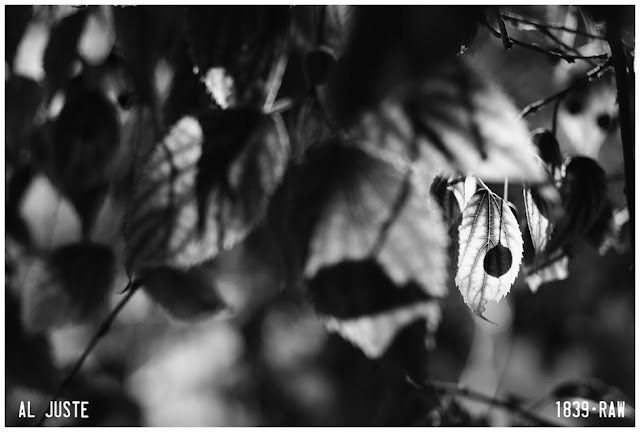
[501, 12, 607, 40]
[519, 59, 612, 117]
[35, 280, 141, 427]
[482, 20, 608, 63]
[407, 377, 561, 426]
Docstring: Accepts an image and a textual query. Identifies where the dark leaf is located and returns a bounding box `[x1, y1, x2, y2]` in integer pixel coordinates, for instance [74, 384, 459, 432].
[5, 288, 58, 392]
[531, 128, 562, 178]
[12, 242, 115, 333]
[544, 156, 608, 257]
[5, 6, 33, 71]
[39, 83, 120, 236]
[6, 76, 43, 162]
[304, 46, 337, 86]
[140, 265, 226, 321]
[43, 8, 88, 93]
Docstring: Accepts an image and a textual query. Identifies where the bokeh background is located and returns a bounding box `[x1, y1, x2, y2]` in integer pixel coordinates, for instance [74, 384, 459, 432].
[5, 5, 634, 426]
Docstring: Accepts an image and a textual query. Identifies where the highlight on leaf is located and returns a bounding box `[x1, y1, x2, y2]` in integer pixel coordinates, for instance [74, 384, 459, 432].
[455, 185, 523, 319]
[124, 110, 290, 274]
[355, 59, 547, 184]
[308, 259, 441, 359]
[303, 140, 449, 298]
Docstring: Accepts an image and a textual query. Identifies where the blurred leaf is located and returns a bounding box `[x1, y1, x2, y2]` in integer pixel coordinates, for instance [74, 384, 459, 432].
[304, 141, 449, 298]
[523, 188, 551, 254]
[77, 6, 115, 66]
[304, 46, 337, 86]
[531, 129, 562, 179]
[544, 156, 608, 257]
[455, 186, 523, 319]
[12, 20, 49, 81]
[355, 59, 547, 184]
[525, 255, 569, 293]
[184, 6, 290, 107]
[5, 286, 58, 392]
[125, 111, 290, 273]
[5, 6, 33, 71]
[324, 302, 439, 359]
[43, 8, 88, 93]
[140, 265, 226, 321]
[14, 242, 115, 333]
[309, 259, 440, 360]
[5, 76, 43, 162]
[38, 84, 120, 236]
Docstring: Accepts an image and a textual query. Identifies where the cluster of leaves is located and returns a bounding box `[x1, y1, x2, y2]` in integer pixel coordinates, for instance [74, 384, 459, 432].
[5, 5, 633, 426]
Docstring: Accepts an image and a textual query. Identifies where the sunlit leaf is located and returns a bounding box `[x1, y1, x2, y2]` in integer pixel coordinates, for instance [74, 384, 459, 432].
[324, 301, 440, 359]
[77, 6, 115, 66]
[523, 188, 551, 253]
[140, 265, 227, 321]
[125, 111, 290, 274]
[355, 59, 546, 184]
[525, 255, 569, 293]
[308, 259, 441, 359]
[304, 141, 449, 298]
[455, 186, 523, 318]
[448, 175, 477, 212]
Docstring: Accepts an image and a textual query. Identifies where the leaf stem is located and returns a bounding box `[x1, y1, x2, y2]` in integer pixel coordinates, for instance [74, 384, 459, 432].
[35, 279, 141, 427]
[407, 377, 561, 426]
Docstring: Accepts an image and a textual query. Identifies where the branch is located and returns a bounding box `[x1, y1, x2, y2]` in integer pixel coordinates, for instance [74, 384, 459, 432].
[501, 12, 607, 41]
[606, 22, 635, 250]
[35, 280, 141, 427]
[519, 59, 612, 117]
[408, 377, 562, 427]
[482, 20, 609, 63]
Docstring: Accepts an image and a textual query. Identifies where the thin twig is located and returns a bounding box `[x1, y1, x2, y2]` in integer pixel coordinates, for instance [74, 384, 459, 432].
[35, 280, 141, 426]
[407, 377, 561, 427]
[606, 22, 635, 250]
[491, 7, 513, 50]
[519, 59, 612, 117]
[501, 13, 607, 41]
[482, 20, 609, 63]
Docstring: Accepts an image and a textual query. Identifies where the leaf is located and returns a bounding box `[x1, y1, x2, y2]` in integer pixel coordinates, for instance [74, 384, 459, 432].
[43, 8, 88, 92]
[125, 111, 290, 274]
[140, 265, 226, 321]
[308, 259, 441, 359]
[531, 128, 562, 179]
[544, 156, 608, 257]
[525, 255, 569, 293]
[14, 242, 115, 333]
[355, 59, 547, 184]
[448, 175, 477, 212]
[324, 301, 440, 359]
[77, 6, 115, 66]
[38, 84, 120, 236]
[455, 186, 523, 318]
[12, 20, 50, 81]
[523, 188, 551, 253]
[5, 5, 33, 70]
[303, 141, 449, 298]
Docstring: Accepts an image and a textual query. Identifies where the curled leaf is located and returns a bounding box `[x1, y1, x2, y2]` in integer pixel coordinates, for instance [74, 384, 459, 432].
[455, 186, 523, 318]
[125, 111, 289, 273]
[523, 188, 551, 254]
[324, 301, 440, 359]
